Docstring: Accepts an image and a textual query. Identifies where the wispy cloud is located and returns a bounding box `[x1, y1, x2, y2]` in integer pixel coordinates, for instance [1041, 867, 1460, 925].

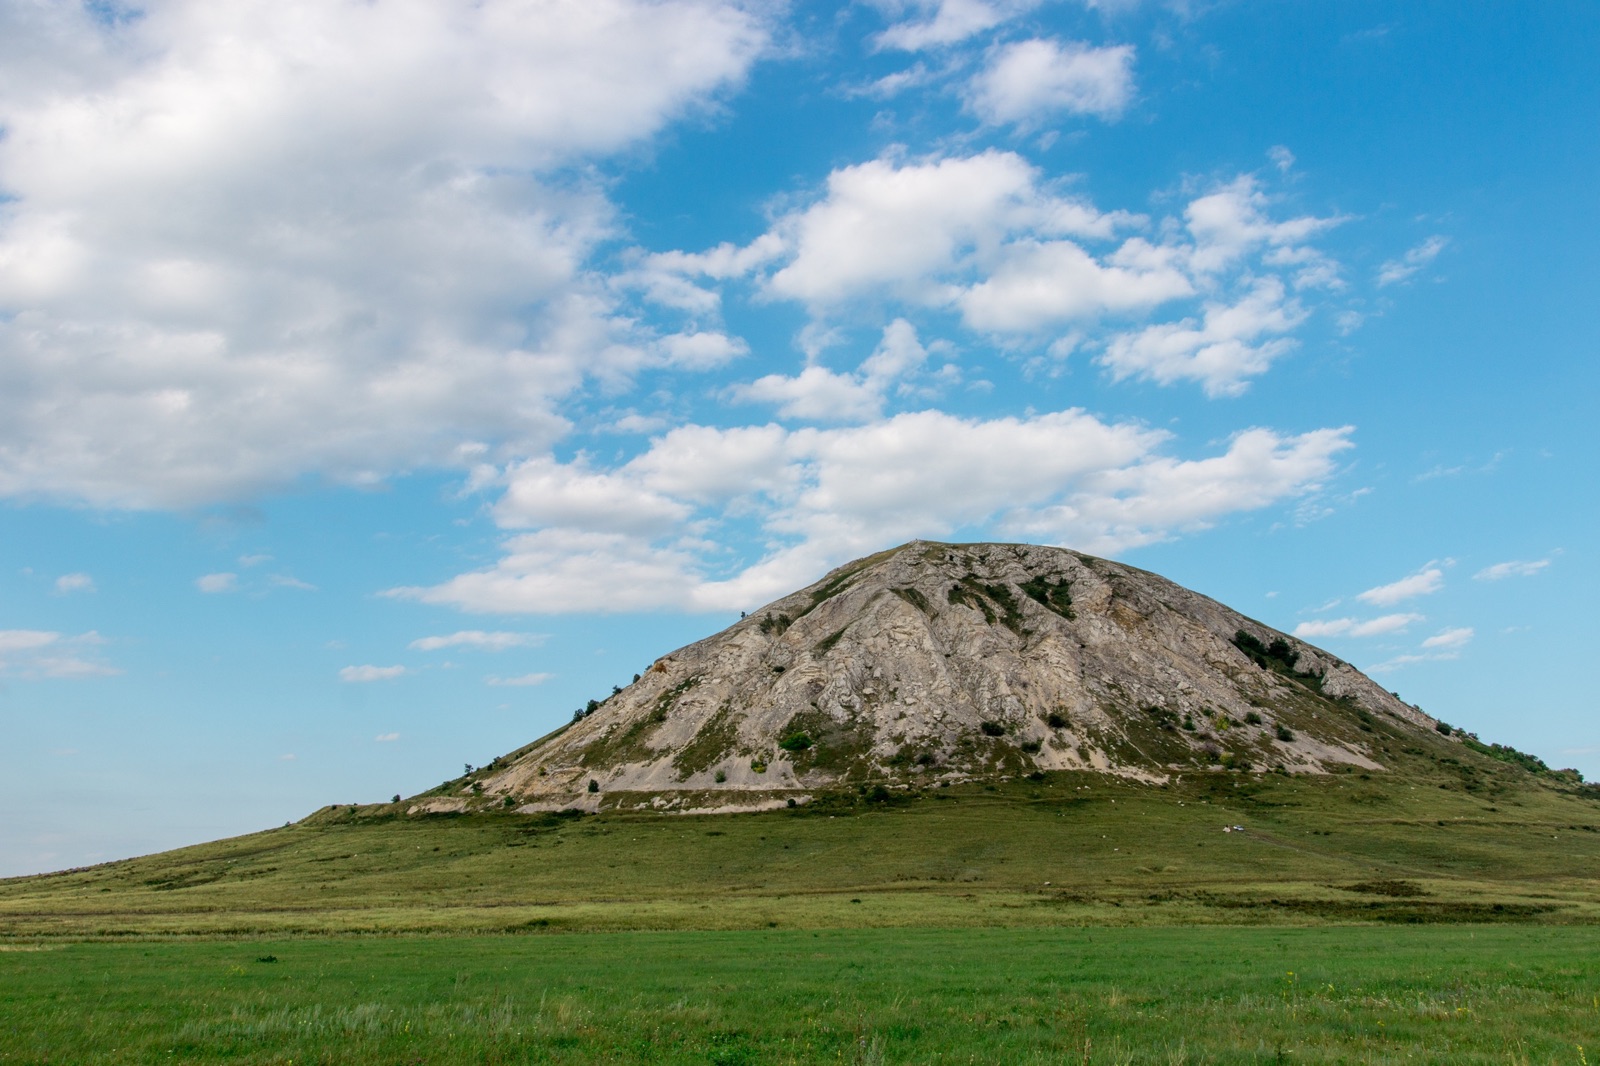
[54, 572, 95, 594]
[339, 665, 407, 683]
[1293, 613, 1424, 639]
[0, 629, 60, 652]
[375, 732, 400, 742]
[1357, 566, 1444, 606]
[1421, 626, 1474, 650]
[410, 631, 547, 652]
[1377, 235, 1448, 286]
[1368, 626, 1473, 672]
[1474, 558, 1551, 581]
[268, 574, 318, 591]
[0, 630, 120, 679]
[486, 672, 555, 687]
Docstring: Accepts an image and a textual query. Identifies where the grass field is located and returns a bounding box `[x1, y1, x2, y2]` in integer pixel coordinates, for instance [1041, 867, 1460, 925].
[3, 766, 1598, 1061]
[3, 926, 1598, 1063]
[3, 768, 1598, 937]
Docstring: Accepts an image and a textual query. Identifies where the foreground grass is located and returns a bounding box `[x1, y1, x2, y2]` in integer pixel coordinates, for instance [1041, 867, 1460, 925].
[2, 926, 1597, 1063]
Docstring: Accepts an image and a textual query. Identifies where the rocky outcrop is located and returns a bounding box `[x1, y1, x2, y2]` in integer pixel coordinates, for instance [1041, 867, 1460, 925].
[467, 541, 1440, 812]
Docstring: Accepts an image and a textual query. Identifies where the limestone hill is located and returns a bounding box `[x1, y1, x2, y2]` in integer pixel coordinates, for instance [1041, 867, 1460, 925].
[417, 541, 1493, 816]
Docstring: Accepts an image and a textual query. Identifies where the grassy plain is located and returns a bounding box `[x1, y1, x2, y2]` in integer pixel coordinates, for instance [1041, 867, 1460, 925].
[3, 926, 1598, 1063]
[3, 766, 1598, 1062]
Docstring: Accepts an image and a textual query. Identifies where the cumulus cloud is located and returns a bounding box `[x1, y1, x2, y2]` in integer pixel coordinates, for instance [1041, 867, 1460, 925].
[0, 0, 767, 508]
[959, 238, 1192, 332]
[1099, 277, 1307, 396]
[1183, 176, 1344, 277]
[644, 156, 1338, 396]
[1357, 566, 1445, 606]
[489, 457, 691, 534]
[1293, 613, 1425, 639]
[764, 151, 1069, 307]
[1474, 558, 1551, 581]
[391, 412, 1353, 613]
[966, 38, 1135, 126]
[732, 319, 935, 422]
[339, 664, 407, 682]
[195, 572, 238, 594]
[54, 572, 95, 594]
[409, 631, 547, 652]
[1377, 236, 1449, 286]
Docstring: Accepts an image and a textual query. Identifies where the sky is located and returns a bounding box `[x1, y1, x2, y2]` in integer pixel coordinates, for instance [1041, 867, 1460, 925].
[1, 0, 1596, 877]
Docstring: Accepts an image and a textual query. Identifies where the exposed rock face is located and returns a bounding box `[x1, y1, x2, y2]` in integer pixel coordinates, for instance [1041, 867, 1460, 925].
[473, 541, 1440, 812]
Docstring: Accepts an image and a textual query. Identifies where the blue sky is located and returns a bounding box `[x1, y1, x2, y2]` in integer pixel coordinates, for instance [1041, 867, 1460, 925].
[2, 0, 1595, 876]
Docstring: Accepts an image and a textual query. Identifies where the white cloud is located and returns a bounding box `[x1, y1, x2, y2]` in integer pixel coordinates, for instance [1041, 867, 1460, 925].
[490, 456, 691, 534]
[966, 39, 1135, 126]
[1357, 567, 1444, 606]
[764, 151, 1059, 307]
[0, 0, 767, 509]
[732, 318, 934, 422]
[54, 572, 95, 593]
[1099, 277, 1307, 396]
[0, 630, 60, 653]
[873, 0, 1038, 51]
[0, 629, 118, 678]
[647, 159, 1337, 397]
[1293, 613, 1425, 639]
[486, 672, 555, 687]
[409, 631, 547, 652]
[735, 366, 885, 423]
[1474, 558, 1551, 581]
[958, 238, 1192, 332]
[1184, 176, 1343, 276]
[374, 732, 400, 742]
[1366, 654, 1430, 674]
[339, 664, 407, 683]
[1377, 236, 1448, 286]
[392, 413, 1353, 614]
[1422, 626, 1473, 650]
[268, 574, 317, 591]
[35, 657, 121, 679]
[238, 554, 273, 567]
[391, 528, 707, 614]
[1368, 629, 1469, 672]
[658, 331, 749, 371]
[195, 572, 238, 594]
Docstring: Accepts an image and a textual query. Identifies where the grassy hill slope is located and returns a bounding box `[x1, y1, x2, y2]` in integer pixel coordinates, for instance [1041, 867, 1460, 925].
[4, 754, 1597, 937]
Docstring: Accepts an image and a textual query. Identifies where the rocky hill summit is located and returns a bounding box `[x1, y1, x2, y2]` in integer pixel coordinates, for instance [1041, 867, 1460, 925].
[420, 541, 1451, 815]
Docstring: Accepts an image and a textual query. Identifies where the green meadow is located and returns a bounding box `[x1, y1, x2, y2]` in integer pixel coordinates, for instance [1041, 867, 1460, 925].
[3, 767, 1598, 1061]
[3, 927, 1598, 1063]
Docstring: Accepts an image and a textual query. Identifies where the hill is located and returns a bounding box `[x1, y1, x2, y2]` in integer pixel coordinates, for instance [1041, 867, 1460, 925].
[419, 540, 1539, 815]
[3, 540, 1596, 938]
